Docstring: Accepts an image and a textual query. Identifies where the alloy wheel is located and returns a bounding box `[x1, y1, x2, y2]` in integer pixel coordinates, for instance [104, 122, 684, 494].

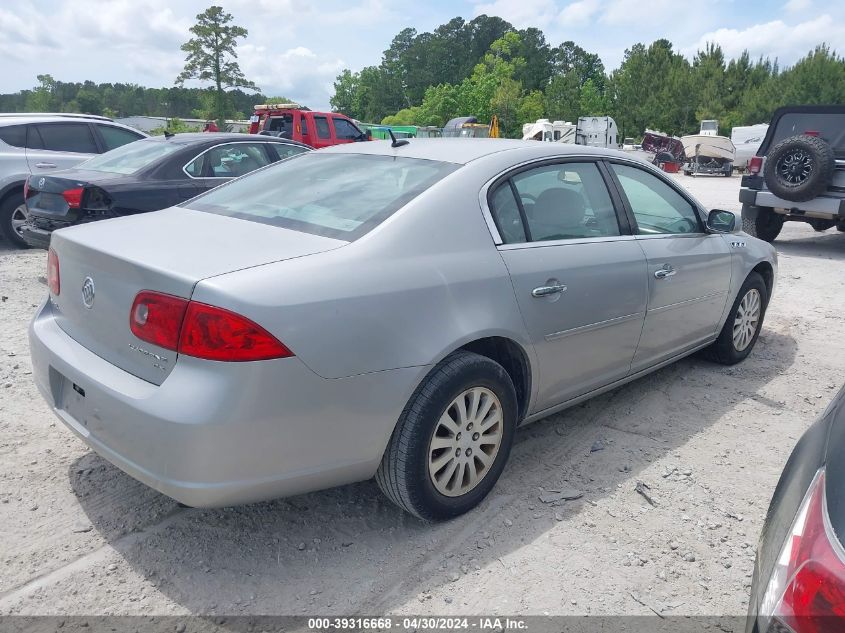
[733, 288, 761, 352]
[10, 204, 28, 237]
[428, 386, 503, 497]
[777, 149, 813, 185]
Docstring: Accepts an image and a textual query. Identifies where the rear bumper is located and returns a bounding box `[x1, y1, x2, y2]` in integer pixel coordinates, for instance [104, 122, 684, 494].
[19, 223, 52, 249]
[29, 299, 422, 507]
[740, 187, 845, 218]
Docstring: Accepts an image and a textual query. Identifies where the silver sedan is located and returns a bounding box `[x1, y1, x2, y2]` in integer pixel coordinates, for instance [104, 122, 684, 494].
[29, 139, 777, 520]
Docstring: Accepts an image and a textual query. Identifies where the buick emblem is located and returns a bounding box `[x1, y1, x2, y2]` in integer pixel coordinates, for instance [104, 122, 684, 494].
[38, 177, 45, 188]
[81, 277, 95, 309]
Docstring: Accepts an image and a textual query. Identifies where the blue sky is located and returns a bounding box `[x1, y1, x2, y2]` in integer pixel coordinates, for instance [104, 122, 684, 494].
[0, 0, 841, 111]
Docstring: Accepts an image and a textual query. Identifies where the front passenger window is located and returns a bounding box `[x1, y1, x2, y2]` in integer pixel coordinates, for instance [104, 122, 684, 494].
[610, 163, 701, 235]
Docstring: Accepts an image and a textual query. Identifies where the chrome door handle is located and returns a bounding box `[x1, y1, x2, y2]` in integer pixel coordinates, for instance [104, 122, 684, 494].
[654, 266, 676, 279]
[35, 162, 57, 168]
[532, 284, 567, 298]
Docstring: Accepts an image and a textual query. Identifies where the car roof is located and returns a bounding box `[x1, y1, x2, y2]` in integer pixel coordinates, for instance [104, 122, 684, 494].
[318, 138, 634, 165]
[139, 133, 311, 149]
[0, 115, 117, 126]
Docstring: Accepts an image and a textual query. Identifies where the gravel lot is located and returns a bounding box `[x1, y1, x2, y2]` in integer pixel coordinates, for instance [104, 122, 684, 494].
[0, 173, 843, 617]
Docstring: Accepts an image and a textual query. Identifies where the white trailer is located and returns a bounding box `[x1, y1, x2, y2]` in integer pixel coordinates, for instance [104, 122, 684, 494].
[731, 123, 769, 170]
[522, 119, 576, 143]
[575, 116, 619, 148]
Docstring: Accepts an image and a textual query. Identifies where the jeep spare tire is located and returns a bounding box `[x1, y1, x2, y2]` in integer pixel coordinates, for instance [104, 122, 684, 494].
[764, 134, 835, 202]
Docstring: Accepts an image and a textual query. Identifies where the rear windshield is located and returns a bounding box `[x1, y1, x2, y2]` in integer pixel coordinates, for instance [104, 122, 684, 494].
[185, 153, 459, 240]
[80, 139, 184, 174]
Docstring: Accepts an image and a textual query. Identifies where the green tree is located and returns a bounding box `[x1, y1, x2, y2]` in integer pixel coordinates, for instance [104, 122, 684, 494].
[25, 74, 57, 111]
[176, 5, 258, 126]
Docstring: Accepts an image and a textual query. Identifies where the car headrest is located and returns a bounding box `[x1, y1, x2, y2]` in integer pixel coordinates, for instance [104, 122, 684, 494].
[533, 188, 586, 229]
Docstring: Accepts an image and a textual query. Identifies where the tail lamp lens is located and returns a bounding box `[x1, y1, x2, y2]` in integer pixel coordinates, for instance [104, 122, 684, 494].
[749, 156, 763, 175]
[130, 291, 189, 351]
[759, 469, 845, 633]
[47, 248, 60, 295]
[129, 291, 293, 362]
[62, 188, 84, 209]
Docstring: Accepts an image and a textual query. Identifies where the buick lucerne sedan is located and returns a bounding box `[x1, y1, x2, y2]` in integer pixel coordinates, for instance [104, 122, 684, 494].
[29, 139, 777, 521]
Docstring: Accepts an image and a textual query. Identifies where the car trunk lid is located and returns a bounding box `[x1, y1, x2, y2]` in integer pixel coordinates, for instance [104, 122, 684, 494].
[26, 171, 125, 223]
[49, 207, 346, 385]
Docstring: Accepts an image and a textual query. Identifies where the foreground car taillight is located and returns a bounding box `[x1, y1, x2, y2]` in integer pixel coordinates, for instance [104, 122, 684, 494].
[47, 248, 60, 295]
[749, 156, 764, 176]
[129, 291, 293, 362]
[759, 469, 845, 633]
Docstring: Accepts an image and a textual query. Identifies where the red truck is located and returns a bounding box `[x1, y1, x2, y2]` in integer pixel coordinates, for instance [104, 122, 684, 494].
[248, 104, 369, 149]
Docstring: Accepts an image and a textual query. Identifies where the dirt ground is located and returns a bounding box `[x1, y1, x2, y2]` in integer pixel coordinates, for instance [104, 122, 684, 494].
[0, 173, 843, 618]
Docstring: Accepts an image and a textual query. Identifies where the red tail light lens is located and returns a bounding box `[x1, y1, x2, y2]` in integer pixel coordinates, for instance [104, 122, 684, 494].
[179, 302, 293, 362]
[47, 248, 60, 295]
[129, 292, 293, 361]
[62, 188, 84, 209]
[749, 156, 763, 176]
[130, 291, 189, 351]
[759, 469, 845, 633]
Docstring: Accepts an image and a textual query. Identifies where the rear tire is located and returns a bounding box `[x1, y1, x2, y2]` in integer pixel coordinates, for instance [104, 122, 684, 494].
[764, 134, 835, 202]
[809, 218, 835, 232]
[741, 204, 783, 243]
[703, 272, 768, 365]
[0, 191, 29, 249]
[376, 351, 517, 521]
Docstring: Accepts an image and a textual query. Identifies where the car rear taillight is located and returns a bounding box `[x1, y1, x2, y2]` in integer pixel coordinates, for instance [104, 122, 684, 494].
[47, 248, 60, 295]
[804, 130, 820, 137]
[129, 291, 293, 361]
[179, 302, 293, 361]
[749, 156, 764, 176]
[62, 188, 84, 209]
[130, 291, 189, 351]
[758, 469, 845, 633]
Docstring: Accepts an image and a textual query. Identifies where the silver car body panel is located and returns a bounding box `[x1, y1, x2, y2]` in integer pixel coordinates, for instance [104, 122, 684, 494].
[29, 139, 778, 507]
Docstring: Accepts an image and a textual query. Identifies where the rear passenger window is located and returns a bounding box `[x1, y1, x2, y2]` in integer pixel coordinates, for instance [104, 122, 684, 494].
[273, 143, 309, 160]
[489, 183, 526, 244]
[314, 116, 331, 139]
[0, 125, 26, 148]
[491, 162, 620, 243]
[97, 125, 143, 151]
[35, 123, 98, 154]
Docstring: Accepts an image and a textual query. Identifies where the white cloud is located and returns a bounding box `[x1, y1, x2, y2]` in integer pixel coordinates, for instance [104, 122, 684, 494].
[785, 0, 812, 12]
[557, 0, 602, 25]
[472, 0, 559, 28]
[687, 15, 844, 62]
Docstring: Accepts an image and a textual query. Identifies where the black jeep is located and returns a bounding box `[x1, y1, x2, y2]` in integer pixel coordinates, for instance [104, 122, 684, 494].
[740, 105, 845, 242]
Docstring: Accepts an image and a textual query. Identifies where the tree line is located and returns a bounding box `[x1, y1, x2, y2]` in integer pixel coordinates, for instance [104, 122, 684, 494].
[330, 15, 845, 138]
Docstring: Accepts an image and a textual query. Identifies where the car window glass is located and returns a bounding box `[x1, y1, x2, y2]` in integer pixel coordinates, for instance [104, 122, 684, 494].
[489, 183, 527, 244]
[199, 143, 272, 178]
[610, 163, 701, 235]
[97, 124, 143, 151]
[314, 116, 331, 139]
[509, 162, 620, 242]
[299, 115, 308, 136]
[34, 123, 98, 153]
[0, 124, 26, 148]
[333, 118, 360, 140]
[274, 143, 309, 160]
[81, 139, 185, 175]
[187, 154, 458, 241]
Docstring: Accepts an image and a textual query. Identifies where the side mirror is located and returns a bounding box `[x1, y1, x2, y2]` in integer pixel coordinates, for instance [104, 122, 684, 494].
[707, 209, 736, 233]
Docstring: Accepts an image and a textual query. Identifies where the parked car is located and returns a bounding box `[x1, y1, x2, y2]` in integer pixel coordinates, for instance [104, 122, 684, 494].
[21, 133, 310, 249]
[248, 103, 367, 148]
[29, 140, 777, 521]
[746, 384, 845, 633]
[0, 113, 146, 248]
[740, 105, 845, 242]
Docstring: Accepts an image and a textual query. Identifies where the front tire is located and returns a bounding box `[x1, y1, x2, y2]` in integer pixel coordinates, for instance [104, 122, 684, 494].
[0, 192, 29, 248]
[376, 351, 517, 521]
[741, 204, 783, 243]
[703, 272, 768, 365]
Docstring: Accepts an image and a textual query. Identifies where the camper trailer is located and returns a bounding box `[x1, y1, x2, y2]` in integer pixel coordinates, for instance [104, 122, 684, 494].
[522, 119, 576, 143]
[730, 123, 769, 170]
[575, 116, 619, 148]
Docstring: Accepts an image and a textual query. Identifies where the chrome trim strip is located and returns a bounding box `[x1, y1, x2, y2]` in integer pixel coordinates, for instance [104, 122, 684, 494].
[648, 292, 727, 314]
[545, 312, 643, 342]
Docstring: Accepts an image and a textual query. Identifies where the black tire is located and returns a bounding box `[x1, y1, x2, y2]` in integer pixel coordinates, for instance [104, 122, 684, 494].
[809, 218, 835, 232]
[376, 351, 518, 521]
[837, 223, 845, 233]
[764, 134, 835, 202]
[0, 191, 29, 248]
[703, 272, 768, 365]
[741, 204, 783, 243]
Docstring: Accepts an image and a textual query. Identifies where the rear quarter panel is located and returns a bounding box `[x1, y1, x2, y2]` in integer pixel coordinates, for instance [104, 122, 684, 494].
[190, 154, 535, 382]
